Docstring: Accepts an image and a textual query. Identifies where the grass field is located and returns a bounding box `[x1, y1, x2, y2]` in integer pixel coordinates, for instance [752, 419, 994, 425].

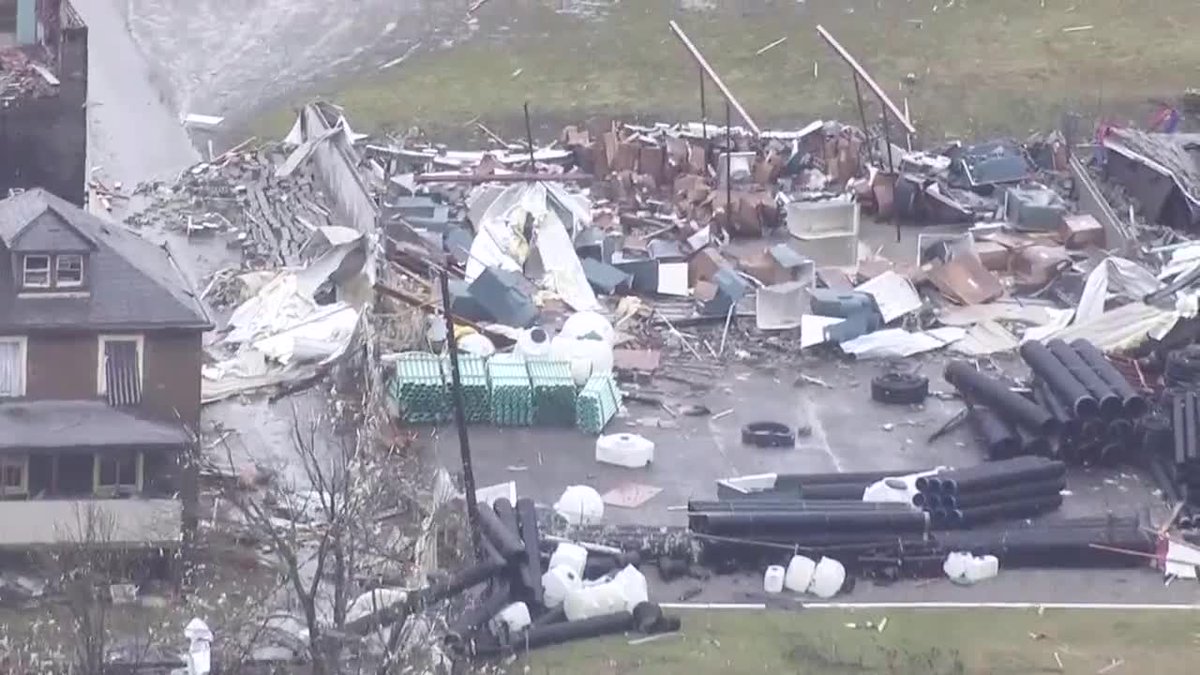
[251, 0, 1200, 143]
[505, 607, 1199, 674]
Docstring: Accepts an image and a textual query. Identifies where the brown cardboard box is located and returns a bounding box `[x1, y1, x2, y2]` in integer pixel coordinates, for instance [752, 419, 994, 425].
[689, 247, 726, 286]
[974, 241, 1012, 272]
[1060, 214, 1105, 249]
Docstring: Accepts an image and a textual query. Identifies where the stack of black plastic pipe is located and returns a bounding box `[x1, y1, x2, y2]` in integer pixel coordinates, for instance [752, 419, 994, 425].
[912, 456, 1066, 528]
[441, 498, 680, 658]
[946, 339, 1147, 465]
[1170, 389, 1200, 516]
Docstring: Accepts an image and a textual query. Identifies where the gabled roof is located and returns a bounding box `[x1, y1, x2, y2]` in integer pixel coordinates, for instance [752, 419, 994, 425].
[0, 189, 213, 331]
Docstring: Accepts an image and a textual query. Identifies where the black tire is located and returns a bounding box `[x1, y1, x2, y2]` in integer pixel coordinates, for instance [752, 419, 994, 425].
[871, 372, 930, 405]
[741, 421, 796, 448]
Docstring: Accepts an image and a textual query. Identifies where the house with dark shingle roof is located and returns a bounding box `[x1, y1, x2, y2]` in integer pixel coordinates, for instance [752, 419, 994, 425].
[0, 188, 212, 549]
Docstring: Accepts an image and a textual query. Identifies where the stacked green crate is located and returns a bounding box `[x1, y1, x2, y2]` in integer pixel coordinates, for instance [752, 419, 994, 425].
[527, 359, 578, 427]
[576, 373, 622, 434]
[441, 354, 491, 423]
[488, 354, 534, 426]
[392, 352, 449, 424]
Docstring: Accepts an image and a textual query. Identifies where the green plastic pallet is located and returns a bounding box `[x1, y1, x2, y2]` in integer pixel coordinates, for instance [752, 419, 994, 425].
[441, 354, 491, 424]
[528, 359, 578, 427]
[575, 373, 621, 434]
[488, 354, 534, 427]
[392, 352, 450, 424]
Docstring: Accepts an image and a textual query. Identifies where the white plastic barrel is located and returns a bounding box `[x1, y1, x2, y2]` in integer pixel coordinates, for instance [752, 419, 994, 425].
[595, 433, 655, 468]
[553, 485, 604, 525]
[489, 601, 531, 637]
[561, 311, 616, 345]
[541, 566, 582, 608]
[548, 542, 588, 577]
[563, 579, 627, 622]
[552, 335, 615, 386]
[808, 557, 846, 599]
[612, 564, 649, 610]
[515, 327, 553, 359]
[763, 565, 786, 594]
[784, 555, 817, 593]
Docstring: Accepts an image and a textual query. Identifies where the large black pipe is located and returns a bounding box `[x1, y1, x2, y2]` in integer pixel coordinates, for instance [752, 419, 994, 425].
[515, 498, 544, 607]
[1071, 339, 1148, 417]
[943, 477, 1065, 509]
[1047, 339, 1122, 417]
[473, 611, 636, 656]
[446, 579, 511, 644]
[774, 470, 920, 488]
[945, 361, 1059, 434]
[1175, 391, 1189, 466]
[939, 458, 1066, 495]
[689, 500, 913, 513]
[1033, 380, 1079, 439]
[968, 406, 1021, 460]
[478, 502, 525, 560]
[798, 483, 871, 500]
[694, 510, 929, 536]
[1190, 390, 1200, 463]
[924, 456, 1047, 491]
[420, 560, 506, 604]
[1018, 342, 1098, 417]
[1015, 424, 1052, 458]
[950, 493, 1064, 527]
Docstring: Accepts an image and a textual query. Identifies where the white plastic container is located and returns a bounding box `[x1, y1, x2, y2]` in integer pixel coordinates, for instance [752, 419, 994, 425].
[458, 332, 496, 357]
[552, 335, 615, 386]
[563, 578, 627, 622]
[763, 565, 786, 594]
[515, 327, 553, 359]
[612, 564, 649, 610]
[808, 557, 846, 599]
[595, 433, 655, 468]
[561, 311, 616, 345]
[967, 555, 1000, 583]
[784, 555, 817, 593]
[944, 552, 999, 585]
[548, 542, 588, 576]
[489, 601, 531, 637]
[553, 485, 605, 525]
[541, 566, 582, 608]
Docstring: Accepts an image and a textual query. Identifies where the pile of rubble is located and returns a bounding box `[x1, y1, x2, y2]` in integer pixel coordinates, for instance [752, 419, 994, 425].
[0, 46, 59, 100]
[130, 140, 341, 268]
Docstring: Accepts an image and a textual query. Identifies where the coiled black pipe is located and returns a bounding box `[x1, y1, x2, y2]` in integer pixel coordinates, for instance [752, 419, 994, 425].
[1071, 339, 1148, 417]
[968, 406, 1021, 460]
[1048, 339, 1123, 417]
[1019, 342, 1098, 417]
[950, 493, 1064, 527]
[945, 361, 1058, 434]
[943, 477, 1065, 509]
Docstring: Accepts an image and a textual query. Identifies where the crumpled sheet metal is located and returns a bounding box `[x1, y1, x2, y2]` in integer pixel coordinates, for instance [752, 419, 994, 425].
[1046, 302, 1179, 352]
[840, 326, 965, 359]
[1075, 256, 1162, 324]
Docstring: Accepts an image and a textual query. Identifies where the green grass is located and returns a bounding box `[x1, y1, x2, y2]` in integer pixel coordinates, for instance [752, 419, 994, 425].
[506, 608, 1199, 674]
[251, 0, 1200, 143]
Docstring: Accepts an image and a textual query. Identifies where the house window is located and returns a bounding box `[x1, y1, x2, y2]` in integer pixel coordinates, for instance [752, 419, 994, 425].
[0, 456, 28, 498]
[22, 255, 50, 288]
[94, 452, 142, 495]
[98, 335, 143, 406]
[55, 254, 84, 287]
[0, 337, 26, 398]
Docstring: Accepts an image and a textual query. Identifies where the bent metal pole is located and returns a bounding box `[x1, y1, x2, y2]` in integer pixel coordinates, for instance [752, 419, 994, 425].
[669, 20, 761, 135]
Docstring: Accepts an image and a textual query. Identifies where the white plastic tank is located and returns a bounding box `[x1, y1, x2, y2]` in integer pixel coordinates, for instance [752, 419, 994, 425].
[784, 555, 817, 593]
[458, 332, 496, 357]
[808, 557, 846, 599]
[612, 564, 649, 610]
[553, 485, 605, 525]
[515, 327, 553, 359]
[552, 335, 615, 386]
[763, 565, 786, 594]
[548, 542, 589, 577]
[561, 311, 616, 345]
[541, 566, 583, 608]
[595, 433, 655, 468]
[944, 552, 999, 585]
[563, 578, 627, 622]
[489, 601, 531, 637]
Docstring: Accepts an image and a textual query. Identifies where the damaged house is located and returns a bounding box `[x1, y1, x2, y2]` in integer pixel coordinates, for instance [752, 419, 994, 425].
[0, 0, 88, 205]
[0, 189, 211, 549]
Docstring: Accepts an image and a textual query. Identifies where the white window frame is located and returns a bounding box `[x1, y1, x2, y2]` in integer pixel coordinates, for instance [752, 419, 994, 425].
[93, 451, 143, 496]
[22, 254, 50, 288]
[55, 254, 84, 288]
[0, 336, 27, 398]
[97, 334, 144, 396]
[0, 455, 28, 498]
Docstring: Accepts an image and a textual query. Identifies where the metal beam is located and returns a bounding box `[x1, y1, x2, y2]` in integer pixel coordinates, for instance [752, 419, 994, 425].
[669, 20, 761, 136]
[816, 25, 916, 135]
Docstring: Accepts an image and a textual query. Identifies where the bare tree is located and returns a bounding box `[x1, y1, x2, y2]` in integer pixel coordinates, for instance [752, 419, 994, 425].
[48, 504, 120, 675]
